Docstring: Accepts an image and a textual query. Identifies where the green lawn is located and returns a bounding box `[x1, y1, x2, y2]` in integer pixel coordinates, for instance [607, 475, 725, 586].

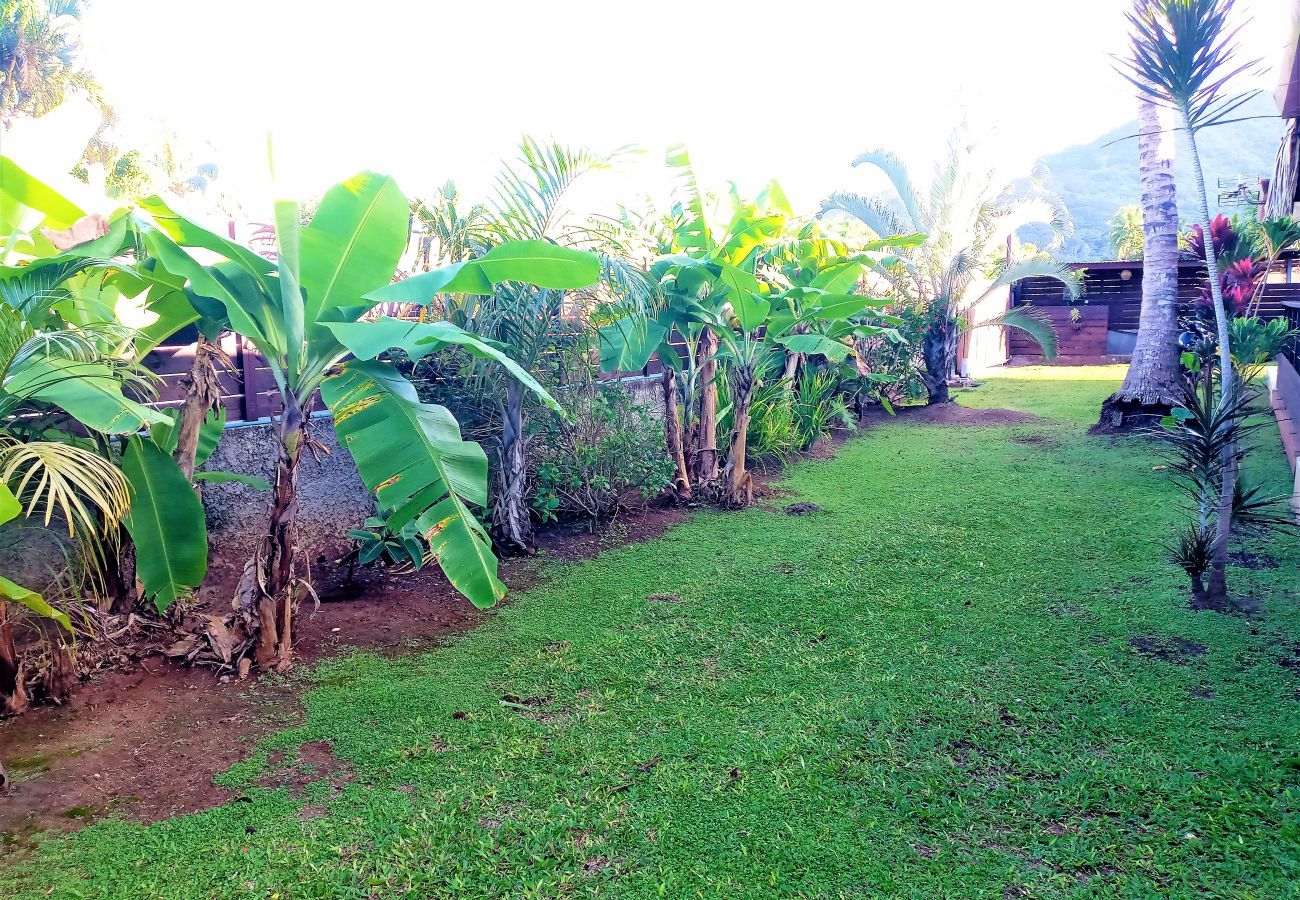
[5, 367, 1299, 898]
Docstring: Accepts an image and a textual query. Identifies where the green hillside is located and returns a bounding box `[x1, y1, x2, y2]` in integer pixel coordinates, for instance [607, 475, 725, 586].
[1036, 94, 1284, 261]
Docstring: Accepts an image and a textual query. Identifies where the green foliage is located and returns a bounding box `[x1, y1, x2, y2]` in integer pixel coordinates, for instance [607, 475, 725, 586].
[0, 0, 103, 120]
[1228, 315, 1299, 377]
[345, 515, 427, 571]
[528, 380, 675, 522]
[7, 369, 1300, 897]
[1107, 204, 1145, 259]
[150, 170, 599, 609]
[120, 436, 207, 612]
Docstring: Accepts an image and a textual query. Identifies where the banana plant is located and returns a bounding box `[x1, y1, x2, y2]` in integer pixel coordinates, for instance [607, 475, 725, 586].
[143, 171, 599, 671]
[600, 155, 915, 505]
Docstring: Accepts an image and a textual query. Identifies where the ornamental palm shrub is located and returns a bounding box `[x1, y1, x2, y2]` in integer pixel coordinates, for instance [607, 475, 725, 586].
[821, 126, 1077, 404]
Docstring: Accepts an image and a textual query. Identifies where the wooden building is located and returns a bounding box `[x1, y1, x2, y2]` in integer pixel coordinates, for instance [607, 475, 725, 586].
[1007, 259, 1300, 365]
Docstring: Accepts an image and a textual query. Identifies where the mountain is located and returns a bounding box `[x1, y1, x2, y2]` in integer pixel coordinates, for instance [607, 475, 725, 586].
[1034, 94, 1285, 261]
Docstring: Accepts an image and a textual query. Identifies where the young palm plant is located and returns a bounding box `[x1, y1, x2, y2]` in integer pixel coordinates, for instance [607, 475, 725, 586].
[385, 138, 657, 552]
[821, 128, 1077, 403]
[1121, 0, 1261, 605]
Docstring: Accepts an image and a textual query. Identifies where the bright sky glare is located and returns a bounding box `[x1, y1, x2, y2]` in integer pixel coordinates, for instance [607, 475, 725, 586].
[73, 0, 1297, 218]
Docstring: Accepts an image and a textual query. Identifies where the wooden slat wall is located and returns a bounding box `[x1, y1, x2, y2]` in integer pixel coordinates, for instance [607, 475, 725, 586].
[142, 334, 284, 423]
[1011, 262, 1299, 361]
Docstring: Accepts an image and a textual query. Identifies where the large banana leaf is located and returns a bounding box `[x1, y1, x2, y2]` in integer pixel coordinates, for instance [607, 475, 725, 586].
[321, 360, 505, 608]
[597, 317, 669, 372]
[775, 333, 852, 362]
[0, 156, 85, 231]
[365, 241, 600, 304]
[301, 172, 407, 318]
[5, 357, 167, 433]
[325, 317, 561, 413]
[121, 437, 208, 612]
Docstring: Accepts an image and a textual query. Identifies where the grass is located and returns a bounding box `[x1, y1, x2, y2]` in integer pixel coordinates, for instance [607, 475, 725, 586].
[4, 366, 1299, 898]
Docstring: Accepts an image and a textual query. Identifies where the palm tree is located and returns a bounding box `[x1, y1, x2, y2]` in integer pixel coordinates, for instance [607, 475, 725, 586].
[1096, 96, 1183, 429]
[1107, 205, 1146, 260]
[434, 138, 657, 552]
[0, 261, 158, 712]
[821, 128, 1077, 403]
[0, 0, 102, 124]
[1121, 0, 1260, 607]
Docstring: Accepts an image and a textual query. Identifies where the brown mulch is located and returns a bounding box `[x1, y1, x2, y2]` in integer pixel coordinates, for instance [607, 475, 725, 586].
[858, 403, 1038, 427]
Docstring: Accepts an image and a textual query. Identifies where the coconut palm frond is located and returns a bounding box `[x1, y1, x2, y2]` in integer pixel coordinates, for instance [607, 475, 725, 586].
[488, 136, 620, 244]
[966, 306, 1060, 360]
[0, 257, 110, 325]
[988, 189, 1075, 250]
[0, 438, 131, 537]
[850, 149, 930, 233]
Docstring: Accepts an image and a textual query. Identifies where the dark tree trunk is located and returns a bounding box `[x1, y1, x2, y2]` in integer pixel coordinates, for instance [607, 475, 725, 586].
[0, 603, 27, 716]
[257, 394, 304, 672]
[723, 364, 756, 507]
[493, 379, 534, 553]
[662, 368, 692, 501]
[1096, 97, 1182, 432]
[921, 313, 956, 405]
[692, 328, 721, 486]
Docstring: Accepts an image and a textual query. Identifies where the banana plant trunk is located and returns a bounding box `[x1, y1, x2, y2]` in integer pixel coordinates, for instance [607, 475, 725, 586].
[257, 394, 304, 671]
[493, 379, 534, 553]
[0, 603, 27, 715]
[692, 328, 721, 485]
[662, 368, 692, 501]
[723, 364, 756, 507]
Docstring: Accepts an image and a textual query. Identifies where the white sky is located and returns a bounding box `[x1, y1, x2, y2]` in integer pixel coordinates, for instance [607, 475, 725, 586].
[66, 0, 1299, 218]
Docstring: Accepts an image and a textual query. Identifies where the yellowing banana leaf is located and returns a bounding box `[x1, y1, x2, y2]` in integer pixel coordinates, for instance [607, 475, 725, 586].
[322, 360, 505, 608]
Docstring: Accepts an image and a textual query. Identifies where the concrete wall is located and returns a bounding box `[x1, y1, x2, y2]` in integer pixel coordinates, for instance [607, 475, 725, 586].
[199, 417, 374, 565]
[1267, 356, 1300, 521]
[200, 376, 670, 564]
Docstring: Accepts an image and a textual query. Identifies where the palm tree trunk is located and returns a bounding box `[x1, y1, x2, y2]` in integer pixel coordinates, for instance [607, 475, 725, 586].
[692, 328, 721, 485]
[922, 308, 954, 404]
[1098, 97, 1182, 431]
[662, 368, 692, 501]
[493, 379, 534, 553]
[723, 364, 757, 507]
[1184, 116, 1236, 609]
[258, 393, 304, 672]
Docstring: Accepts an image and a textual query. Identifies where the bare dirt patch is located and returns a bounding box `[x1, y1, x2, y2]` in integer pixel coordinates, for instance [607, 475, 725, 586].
[784, 502, 822, 516]
[859, 403, 1038, 427]
[1128, 635, 1207, 664]
[1227, 551, 1279, 571]
[1011, 433, 1062, 449]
